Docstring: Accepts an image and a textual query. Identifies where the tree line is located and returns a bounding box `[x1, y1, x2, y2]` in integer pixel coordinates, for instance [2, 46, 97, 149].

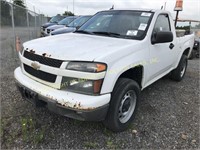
[1, 0, 75, 26]
[1, 0, 39, 26]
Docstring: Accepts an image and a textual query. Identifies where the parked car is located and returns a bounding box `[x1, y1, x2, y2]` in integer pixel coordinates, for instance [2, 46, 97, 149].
[44, 16, 78, 36]
[193, 38, 199, 58]
[15, 9, 194, 132]
[51, 16, 92, 35]
[41, 15, 65, 37]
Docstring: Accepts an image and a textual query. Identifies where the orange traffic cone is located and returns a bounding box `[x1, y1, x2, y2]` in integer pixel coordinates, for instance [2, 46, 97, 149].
[16, 36, 22, 52]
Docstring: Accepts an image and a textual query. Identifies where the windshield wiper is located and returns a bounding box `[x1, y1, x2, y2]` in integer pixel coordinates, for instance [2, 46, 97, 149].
[52, 21, 58, 23]
[93, 31, 121, 37]
[74, 30, 94, 35]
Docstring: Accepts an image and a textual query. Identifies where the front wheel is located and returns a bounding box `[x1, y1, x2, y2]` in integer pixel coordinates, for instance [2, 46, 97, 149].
[103, 78, 140, 132]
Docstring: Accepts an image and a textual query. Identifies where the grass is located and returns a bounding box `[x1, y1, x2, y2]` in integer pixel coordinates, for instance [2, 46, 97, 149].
[128, 123, 138, 131]
[106, 138, 116, 149]
[20, 117, 46, 145]
[103, 128, 114, 137]
[0, 118, 19, 148]
[84, 141, 98, 149]
[1, 115, 47, 149]
[72, 119, 82, 126]
[0, 119, 4, 138]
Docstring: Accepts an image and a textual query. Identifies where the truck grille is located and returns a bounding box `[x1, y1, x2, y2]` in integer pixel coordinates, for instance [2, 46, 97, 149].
[47, 29, 51, 34]
[23, 51, 63, 68]
[23, 64, 57, 83]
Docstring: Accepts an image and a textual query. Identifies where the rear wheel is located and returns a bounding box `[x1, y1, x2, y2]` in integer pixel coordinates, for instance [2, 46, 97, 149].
[189, 50, 195, 59]
[196, 51, 199, 58]
[170, 55, 187, 81]
[103, 78, 140, 132]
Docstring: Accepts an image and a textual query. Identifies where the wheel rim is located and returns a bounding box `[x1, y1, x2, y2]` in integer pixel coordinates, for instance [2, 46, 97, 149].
[180, 61, 186, 77]
[118, 90, 136, 124]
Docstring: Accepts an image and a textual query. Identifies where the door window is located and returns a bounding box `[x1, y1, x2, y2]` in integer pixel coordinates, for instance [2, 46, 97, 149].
[153, 14, 171, 33]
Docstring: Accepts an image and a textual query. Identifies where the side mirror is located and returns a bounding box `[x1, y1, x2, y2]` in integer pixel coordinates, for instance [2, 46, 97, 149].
[152, 31, 173, 44]
[76, 26, 81, 30]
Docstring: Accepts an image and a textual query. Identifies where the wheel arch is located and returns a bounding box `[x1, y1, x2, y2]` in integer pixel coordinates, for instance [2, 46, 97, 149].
[183, 47, 191, 58]
[112, 65, 144, 91]
[173, 47, 191, 71]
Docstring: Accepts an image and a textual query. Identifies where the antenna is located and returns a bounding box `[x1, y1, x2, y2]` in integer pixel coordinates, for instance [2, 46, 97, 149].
[73, 0, 74, 15]
[110, 5, 114, 10]
[164, 2, 167, 10]
[73, 0, 74, 27]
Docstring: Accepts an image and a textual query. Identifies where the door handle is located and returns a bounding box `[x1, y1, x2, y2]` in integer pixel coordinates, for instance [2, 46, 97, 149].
[169, 43, 174, 49]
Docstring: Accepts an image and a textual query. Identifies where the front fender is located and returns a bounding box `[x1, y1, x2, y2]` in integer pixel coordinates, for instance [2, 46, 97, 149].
[100, 48, 148, 94]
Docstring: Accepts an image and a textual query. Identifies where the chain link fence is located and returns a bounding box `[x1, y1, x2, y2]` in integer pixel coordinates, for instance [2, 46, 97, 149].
[1, 0, 48, 53]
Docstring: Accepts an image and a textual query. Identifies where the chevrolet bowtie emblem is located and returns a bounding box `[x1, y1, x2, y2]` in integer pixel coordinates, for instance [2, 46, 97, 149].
[31, 61, 41, 70]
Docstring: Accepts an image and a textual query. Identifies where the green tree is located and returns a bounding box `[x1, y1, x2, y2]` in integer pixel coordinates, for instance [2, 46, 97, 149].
[1, 0, 12, 26]
[12, 0, 27, 26]
[13, 0, 26, 8]
[63, 11, 74, 16]
[195, 23, 200, 28]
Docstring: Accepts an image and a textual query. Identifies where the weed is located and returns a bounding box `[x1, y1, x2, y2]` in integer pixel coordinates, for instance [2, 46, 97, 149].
[20, 116, 46, 145]
[34, 126, 46, 145]
[106, 138, 117, 149]
[103, 128, 113, 137]
[106, 141, 114, 149]
[0, 120, 4, 138]
[21, 118, 29, 142]
[84, 141, 98, 149]
[73, 120, 82, 126]
[128, 123, 137, 130]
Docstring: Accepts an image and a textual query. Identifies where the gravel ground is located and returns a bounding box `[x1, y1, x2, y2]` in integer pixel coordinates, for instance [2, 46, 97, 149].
[0, 28, 200, 149]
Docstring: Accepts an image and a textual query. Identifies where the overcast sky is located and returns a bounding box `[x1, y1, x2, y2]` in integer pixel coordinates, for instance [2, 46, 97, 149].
[26, 0, 199, 22]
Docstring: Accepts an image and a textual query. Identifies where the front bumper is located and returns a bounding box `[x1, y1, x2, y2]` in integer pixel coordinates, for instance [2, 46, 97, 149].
[14, 67, 110, 121]
[40, 32, 49, 37]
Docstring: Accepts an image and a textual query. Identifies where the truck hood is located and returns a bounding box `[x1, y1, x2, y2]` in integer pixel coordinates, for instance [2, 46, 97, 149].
[51, 27, 76, 35]
[47, 25, 65, 30]
[42, 22, 57, 28]
[23, 33, 139, 61]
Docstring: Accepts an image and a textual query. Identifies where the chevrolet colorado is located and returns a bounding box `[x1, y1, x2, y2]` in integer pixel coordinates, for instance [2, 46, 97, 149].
[14, 9, 194, 132]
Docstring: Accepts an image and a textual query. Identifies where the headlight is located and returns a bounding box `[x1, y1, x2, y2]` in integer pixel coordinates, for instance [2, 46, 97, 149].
[66, 62, 107, 73]
[63, 62, 106, 94]
[61, 77, 103, 95]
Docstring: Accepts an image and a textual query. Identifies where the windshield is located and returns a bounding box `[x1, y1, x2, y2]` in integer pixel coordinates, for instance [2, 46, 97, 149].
[49, 16, 63, 23]
[58, 17, 75, 25]
[68, 16, 91, 27]
[77, 10, 153, 40]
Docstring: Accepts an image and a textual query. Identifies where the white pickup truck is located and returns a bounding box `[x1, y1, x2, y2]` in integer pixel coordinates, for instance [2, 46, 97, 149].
[14, 9, 194, 132]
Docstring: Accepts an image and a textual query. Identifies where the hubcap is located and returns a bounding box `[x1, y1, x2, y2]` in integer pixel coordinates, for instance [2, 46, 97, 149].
[180, 62, 186, 77]
[118, 90, 136, 123]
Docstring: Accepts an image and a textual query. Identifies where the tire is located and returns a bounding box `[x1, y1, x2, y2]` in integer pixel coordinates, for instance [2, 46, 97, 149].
[196, 51, 199, 58]
[103, 78, 140, 132]
[189, 50, 195, 60]
[170, 55, 187, 81]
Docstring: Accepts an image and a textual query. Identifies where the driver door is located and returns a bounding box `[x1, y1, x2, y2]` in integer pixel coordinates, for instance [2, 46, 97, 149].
[148, 14, 175, 82]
